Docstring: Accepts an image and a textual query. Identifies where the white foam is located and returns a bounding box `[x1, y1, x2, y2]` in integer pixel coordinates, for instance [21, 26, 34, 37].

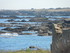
[0, 33, 18, 36]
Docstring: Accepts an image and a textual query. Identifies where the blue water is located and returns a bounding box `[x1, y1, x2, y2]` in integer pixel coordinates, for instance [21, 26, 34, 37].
[16, 16, 35, 18]
[14, 19, 30, 21]
[17, 16, 70, 18]
[22, 31, 38, 34]
[0, 35, 52, 51]
[0, 19, 9, 23]
[46, 16, 70, 18]
[0, 15, 70, 18]
[0, 16, 70, 23]
[0, 15, 35, 18]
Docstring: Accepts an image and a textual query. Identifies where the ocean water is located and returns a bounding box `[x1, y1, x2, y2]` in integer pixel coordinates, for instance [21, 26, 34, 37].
[46, 16, 70, 18]
[0, 16, 70, 23]
[0, 15, 70, 18]
[0, 35, 52, 51]
[16, 16, 35, 18]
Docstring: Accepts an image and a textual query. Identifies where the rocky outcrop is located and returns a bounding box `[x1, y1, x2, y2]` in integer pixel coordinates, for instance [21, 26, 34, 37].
[51, 23, 70, 53]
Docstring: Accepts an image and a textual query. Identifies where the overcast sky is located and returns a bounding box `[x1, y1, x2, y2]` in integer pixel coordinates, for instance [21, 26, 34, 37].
[0, 0, 70, 10]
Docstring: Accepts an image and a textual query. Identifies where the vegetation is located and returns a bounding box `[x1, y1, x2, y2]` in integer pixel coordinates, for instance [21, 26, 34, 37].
[0, 49, 51, 53]
[7, 50, 51, 53]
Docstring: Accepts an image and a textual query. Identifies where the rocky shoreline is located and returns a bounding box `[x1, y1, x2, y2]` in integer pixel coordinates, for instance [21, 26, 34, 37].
[0, 16, 70, 37]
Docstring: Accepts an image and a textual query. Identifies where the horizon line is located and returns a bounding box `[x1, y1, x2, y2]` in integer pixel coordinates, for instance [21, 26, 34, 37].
[0, 7, 70, 10]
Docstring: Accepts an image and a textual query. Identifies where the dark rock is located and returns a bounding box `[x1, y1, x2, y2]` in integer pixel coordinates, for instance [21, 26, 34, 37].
[21, 19, 26, 22]
[7, 19, 15, 22]
[29, 46, 36, 48]
[29, 46, 41, 50]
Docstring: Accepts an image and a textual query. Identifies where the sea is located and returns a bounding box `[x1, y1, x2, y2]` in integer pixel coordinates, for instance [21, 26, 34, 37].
[0, 15, 70, 51]
[0, 35, 52, 51]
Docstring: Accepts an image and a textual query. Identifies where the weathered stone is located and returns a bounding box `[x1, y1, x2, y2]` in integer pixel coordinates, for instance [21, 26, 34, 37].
[51, 23, 70, 53]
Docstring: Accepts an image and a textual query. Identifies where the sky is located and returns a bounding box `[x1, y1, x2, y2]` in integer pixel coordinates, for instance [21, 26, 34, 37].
[0, 0, 70, 10]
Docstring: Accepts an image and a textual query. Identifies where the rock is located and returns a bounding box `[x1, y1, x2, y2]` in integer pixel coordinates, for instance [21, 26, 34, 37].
[21, 19, 26, 22]
[38, 33, 48, 36]
[54, 24, 62, 34]
[23, 33, 32, 35]
[29, 46, 41, 50]
[29, 46, 36, 48]
[7, 19, 15, 22]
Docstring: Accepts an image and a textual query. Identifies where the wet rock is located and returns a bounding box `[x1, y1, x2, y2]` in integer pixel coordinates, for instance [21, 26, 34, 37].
[38, 33, 48, 36]
[29, 46, 36, 48]
[7, 19, 15, 22]
[2, 27, 13, 31]
[22, 33, 32, 35]
[29, 46, 41, 50]
[21, 19, 26, 22]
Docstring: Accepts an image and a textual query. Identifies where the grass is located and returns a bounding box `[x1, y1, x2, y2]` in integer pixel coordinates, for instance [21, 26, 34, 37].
[8, 50, 51, 53]
[0, 49, 51, 53]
